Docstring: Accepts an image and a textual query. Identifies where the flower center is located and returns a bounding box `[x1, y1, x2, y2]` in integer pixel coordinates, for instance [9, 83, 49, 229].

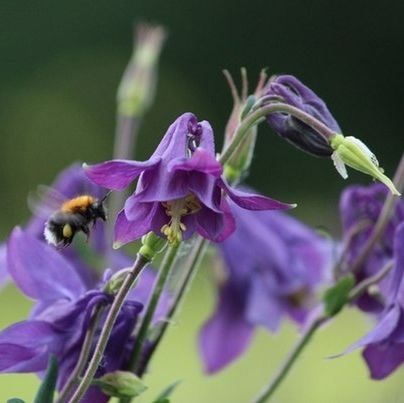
[161, 195, 201, 245]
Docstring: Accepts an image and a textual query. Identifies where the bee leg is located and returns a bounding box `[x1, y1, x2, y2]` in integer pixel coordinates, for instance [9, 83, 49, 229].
[81, 225, 90, 242]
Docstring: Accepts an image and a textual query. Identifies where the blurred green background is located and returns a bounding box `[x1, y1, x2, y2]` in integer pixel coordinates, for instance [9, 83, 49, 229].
[0, 0, 403, 402]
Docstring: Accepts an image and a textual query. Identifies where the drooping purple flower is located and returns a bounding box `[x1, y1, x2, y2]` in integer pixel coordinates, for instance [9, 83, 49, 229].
[343, 223, 404, 379]
[265, 75, 341, 157]
[340, 183, 404, 313]
[85, 113, 294, 247]
[199, 202, 332, 373]
[0, 228, 146, 402]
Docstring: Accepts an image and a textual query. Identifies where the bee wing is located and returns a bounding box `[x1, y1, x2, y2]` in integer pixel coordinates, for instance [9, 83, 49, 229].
[28, 184, 67, 219]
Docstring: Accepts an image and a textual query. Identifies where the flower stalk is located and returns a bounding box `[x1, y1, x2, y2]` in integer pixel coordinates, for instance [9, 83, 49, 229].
[124, 244, 180, 376]
[57, 303, 106, 402]
[68, 253, 150, 402]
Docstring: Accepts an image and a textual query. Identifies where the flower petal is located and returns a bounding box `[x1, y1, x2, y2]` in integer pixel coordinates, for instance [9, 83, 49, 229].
[343, 304, 401, 355]
[199, 283, 253, 373]
[114, 204, 157, 247]
[84, 158, 160, 190]
[0, 321, 61, 372]
[7, 228, 85, 301]
[219, 180, 296, 211]
[168, 148, 222, 177]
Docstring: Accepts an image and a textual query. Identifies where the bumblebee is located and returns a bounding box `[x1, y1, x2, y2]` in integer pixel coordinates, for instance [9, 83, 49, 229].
[44, 195, 107, 247]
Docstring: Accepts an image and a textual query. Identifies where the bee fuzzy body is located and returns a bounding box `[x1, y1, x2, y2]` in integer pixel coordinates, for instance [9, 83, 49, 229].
[44, 195, 107, 247]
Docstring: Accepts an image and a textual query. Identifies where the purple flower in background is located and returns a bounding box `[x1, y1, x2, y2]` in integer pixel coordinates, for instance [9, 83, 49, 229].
[344, 223, 404, 379]
[340, 184, 404, 313]
[265, 75, 341, 157]
[0, 228, 146, 402]
[199, 203, 332, 373]
[0, 163, 107, 288]
[85, 113, 293, 246]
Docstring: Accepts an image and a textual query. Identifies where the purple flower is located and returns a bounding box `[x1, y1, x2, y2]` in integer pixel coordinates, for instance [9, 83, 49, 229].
[85, 113, 294, 247]
[0, 228, 145, 402]
[0, 163, 107, 288]
[340, 183, 404, 313]
[265, 75, 341, 157]
[199, 203, 332, 373]
[344, 223, 404, 379]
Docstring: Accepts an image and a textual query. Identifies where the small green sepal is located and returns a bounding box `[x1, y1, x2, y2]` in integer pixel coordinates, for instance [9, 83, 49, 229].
[152, 380, 182, 403]
[93, 371, 147, 399]
[330, 134, 400, 195]
[323, 274, 355, 317]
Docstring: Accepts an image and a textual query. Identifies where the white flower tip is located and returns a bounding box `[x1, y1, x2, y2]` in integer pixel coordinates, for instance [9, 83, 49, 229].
[113, 242, 122, 250]
[331, 151, 348, 179]
[82, 162, 89, 169]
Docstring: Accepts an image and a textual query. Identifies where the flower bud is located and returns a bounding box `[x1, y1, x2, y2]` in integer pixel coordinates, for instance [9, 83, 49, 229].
[93, 371, 147, 399]
[265, 75, 340, 157]
[331, 134, 400, 195]
[117, 23, 166, 118]
[139, 231, 167, 260]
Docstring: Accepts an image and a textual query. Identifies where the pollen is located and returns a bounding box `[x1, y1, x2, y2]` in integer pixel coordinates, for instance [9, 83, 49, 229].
[161, 195, 201, 245]
[61, 195, 95, 213]
[62, 224, 73, 239]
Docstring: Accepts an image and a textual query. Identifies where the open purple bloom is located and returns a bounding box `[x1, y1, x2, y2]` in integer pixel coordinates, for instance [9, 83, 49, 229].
[0, 228, 146, 402]
[344, 223, 404, 379]
[199, 202, 332, 373]
[85, 113, 294, 246]
[265, 75, 341, 157]
[340, 183, 404, 313]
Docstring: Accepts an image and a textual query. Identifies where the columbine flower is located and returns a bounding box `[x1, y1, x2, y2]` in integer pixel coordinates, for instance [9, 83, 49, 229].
[85, 112, 293, 247]
[0, 228, 146, 402]
[343, 223, 404, 379]
[265, 75, 340, 157]
[340, 183, 404, 313]
[199, 202, 332, 373]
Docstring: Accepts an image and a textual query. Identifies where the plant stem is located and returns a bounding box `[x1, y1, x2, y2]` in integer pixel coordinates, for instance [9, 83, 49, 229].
[350, 153, 404, 274]
[219, 102, 335, 165]
[57, 303, 106, 403]
[252, 241, 397, 402]
[136, 237, 208, 377]
[68, 253, 150, 403]
[125, 245, 179, 375]
[252, 315, 327, 403]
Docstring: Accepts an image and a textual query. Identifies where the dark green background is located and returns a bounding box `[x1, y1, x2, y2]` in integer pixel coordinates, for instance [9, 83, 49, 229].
[0, 2, 403, 402]
[0, 0, 403, 234]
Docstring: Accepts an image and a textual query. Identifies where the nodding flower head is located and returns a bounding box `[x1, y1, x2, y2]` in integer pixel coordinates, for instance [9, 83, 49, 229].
[265, 75, 341, 157]
[85, 112, 295, 247]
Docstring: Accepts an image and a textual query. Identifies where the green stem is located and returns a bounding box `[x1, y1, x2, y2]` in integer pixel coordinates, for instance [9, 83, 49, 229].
[350, 153, 404, 274]
[252, 315, 326, 403]
[57, 304, 105, 403]
[68, 253, 150, 403]
[219, 102, 336, 166]
[125, 245, 179, 374]
[136, 237, 208, 378]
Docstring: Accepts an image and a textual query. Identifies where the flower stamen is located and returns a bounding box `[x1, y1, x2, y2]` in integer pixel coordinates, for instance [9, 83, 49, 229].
[161, 195, 201, 245]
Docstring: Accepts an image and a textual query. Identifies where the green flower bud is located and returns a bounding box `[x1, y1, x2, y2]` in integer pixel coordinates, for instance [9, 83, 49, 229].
[117, 23, 166, 118]
[139, 231, 167, 260]
[93, 371, 147, 399]
[331, 134, 400, 196]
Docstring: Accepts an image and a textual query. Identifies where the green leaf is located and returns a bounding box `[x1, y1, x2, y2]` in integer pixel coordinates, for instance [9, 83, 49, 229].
[7, 399, 26, 403]
[323, 274, 355, 317]
[92, 371, 147, 399]
[152, 380, 181, 403]
[34, 355, 58, 403]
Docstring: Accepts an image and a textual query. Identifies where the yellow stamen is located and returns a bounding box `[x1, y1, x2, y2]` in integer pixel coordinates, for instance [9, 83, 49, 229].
[160, 195, 201, 245]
